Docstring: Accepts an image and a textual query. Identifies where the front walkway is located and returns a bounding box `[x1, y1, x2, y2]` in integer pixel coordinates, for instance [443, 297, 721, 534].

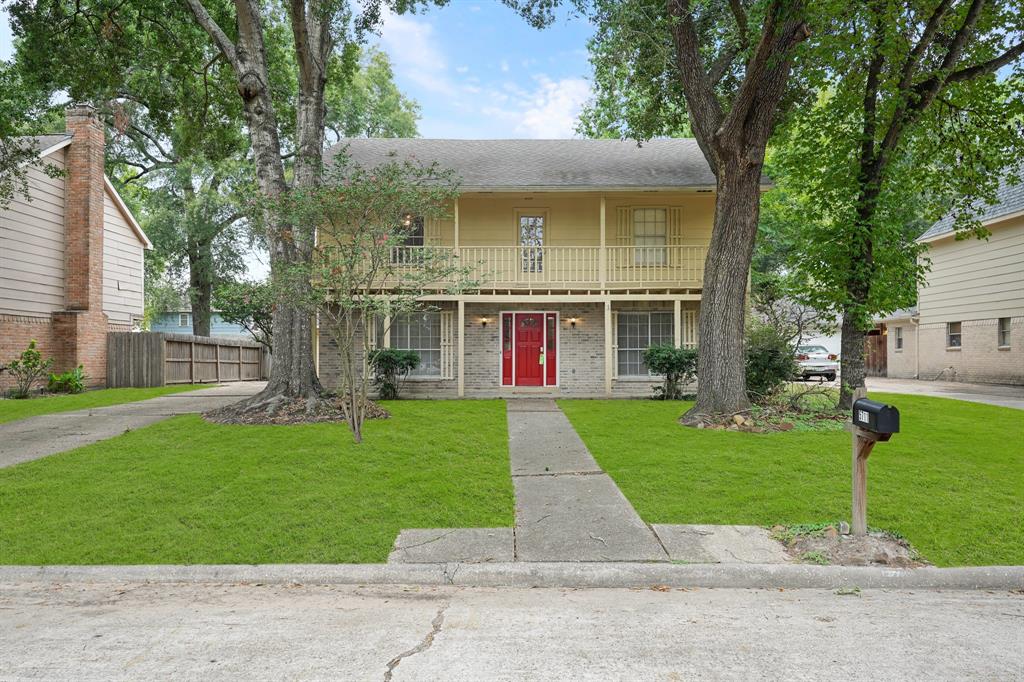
[506, 399, 667, 562]
[867, 377, 1024, 410]
[0, 382, 265, 468]
[390, 399, 789, 564]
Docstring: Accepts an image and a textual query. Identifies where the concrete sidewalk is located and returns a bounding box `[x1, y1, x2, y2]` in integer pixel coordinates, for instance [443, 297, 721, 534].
[0, 382, 265, 468]
[1, 581, 1021, 680]
[507, 399, 668, 562]
[867, 377, 1024, 409]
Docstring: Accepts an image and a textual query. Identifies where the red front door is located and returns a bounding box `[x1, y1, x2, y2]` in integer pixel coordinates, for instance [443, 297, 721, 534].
[514, 313, 545, 386]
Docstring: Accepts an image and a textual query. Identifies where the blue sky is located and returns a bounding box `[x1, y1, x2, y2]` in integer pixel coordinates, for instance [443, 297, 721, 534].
[0, 1, 596, 138]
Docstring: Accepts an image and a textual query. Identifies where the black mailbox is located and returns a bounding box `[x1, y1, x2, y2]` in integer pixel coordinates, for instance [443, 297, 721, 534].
[852, 398, 899, 434]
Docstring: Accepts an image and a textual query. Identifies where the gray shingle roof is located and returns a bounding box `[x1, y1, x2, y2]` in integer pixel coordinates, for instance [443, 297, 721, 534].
[326, 138, 736, 190]
[919, 171, 1024, 241]
[12, 133, 73, 154]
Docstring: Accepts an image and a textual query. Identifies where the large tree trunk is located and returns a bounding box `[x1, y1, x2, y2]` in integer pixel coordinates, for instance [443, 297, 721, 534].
[188, 238, 213, 337]
[184, 0, 324, 403]
[839, 313, 868, 409]
[683, 157, 763, 421]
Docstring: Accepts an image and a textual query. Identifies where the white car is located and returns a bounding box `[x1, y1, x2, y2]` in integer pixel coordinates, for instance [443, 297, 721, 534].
[795, 345, 839, 382]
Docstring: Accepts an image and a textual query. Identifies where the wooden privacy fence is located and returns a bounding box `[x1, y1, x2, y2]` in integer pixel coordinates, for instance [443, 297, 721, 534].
[107, 332, 270, 388]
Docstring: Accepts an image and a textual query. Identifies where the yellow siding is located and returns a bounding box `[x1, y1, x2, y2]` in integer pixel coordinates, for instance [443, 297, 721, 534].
[444, 191, 715, 247]
[919, 216, 1024, 324]
[0, 149, 66, 317]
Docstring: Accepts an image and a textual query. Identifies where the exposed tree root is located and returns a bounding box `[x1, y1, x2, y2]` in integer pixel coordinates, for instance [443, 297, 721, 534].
[203, 393, 389, 425]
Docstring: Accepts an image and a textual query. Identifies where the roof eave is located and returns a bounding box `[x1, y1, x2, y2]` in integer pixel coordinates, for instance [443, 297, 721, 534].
[103, 176, 153, 249]
[917, 207, 1024, 244]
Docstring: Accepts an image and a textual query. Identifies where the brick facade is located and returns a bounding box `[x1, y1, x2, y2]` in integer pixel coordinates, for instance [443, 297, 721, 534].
[317, 301, 698, 398]
[884, 317, 1024, 384]
[0, 106, 114, 391]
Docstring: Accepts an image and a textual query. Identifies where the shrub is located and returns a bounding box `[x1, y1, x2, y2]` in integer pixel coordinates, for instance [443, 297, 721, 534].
[47, 365, 88, 394]
[369, 348, 420, 400]
[745, 322, 798, 403]
[4, 340, 54, 399]
[642, 344, 698, 400]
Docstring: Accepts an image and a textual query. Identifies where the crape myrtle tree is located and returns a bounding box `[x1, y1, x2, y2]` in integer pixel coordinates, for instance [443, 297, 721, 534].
[771, 0, 1024, 407]
[262, 156, 469, 443]
[216, 279, 276, 350]
[509, 0, 828, 421]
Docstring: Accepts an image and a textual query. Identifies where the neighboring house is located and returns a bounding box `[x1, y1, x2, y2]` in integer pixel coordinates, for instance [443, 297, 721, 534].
[0, 105, 151, 389]
[316, 138, 758, 397]
[150, 309, 251, 338]
[882, 176, 1024, 385]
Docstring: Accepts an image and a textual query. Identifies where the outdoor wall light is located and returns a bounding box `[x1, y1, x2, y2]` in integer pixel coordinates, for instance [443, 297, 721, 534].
[568, 317, 578, 329]
[481, 317, 490, 328]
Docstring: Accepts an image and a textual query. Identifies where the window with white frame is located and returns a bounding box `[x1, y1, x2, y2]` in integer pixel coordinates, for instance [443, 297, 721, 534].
[998, 317, 1011, 348]
[390, 312, 442, 376]
[617, 311, 674, 376]
[894, 326, 903, 351]
[947, 321, 962, 348]
[179, 313, 190, 328]
[633, 208, 667, 265]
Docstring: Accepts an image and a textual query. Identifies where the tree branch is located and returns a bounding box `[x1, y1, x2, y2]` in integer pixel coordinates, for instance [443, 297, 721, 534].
[182, 0, 240, 71]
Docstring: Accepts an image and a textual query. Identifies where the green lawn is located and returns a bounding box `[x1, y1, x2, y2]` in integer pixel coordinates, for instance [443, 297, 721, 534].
[0, 400, 513, 564]
[559, 394, 1024, 567]
[0, 385, 212, 424]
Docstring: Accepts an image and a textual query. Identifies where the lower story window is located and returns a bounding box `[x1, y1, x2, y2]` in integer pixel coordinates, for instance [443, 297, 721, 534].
[391, 312, 442, 376]
[894, 326, 903, 351]
[998, 317, 1011, 348]
[947, 321, 962, 348]
[617, 311, 673, 376]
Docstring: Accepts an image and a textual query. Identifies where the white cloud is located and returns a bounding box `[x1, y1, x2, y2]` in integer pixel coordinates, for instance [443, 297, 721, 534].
[480, 75, 592, 138]
[378, 11, 455, 95]
[456, 65, 469, 74]
[500, 59, 510, 73]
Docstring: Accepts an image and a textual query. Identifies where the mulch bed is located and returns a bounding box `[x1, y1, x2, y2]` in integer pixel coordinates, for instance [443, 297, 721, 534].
[203, 395, 390, 426]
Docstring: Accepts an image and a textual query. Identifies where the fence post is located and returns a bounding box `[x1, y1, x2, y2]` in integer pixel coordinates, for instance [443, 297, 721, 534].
[215, 343, 221, 383]
[190, 341, 196, 384]
[238, 344, 243, 381]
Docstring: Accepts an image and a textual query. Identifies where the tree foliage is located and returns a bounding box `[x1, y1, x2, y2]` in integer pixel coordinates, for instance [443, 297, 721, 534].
[215, 279, 275, 350]
[3, 340, 54, 399]
[368, 348, 420, 400]
[642, 344, 698, 400]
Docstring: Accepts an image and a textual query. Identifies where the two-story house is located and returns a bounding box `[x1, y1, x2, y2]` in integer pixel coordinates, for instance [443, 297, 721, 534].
[884, 173, 1024, 385]
[315, 138, 751, 398]
[0, 106, 150, 389]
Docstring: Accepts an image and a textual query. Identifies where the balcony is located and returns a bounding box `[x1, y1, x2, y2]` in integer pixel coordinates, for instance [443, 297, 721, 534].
[381, 245, 706, 293]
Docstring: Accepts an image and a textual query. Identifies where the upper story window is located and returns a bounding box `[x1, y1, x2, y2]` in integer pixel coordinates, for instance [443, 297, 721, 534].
[519, 214, 545, 273]
[392, 214, 425, 264]
[634, 208, 667, 265]
[179, 313, 191, 328]
[998, 317, 1011, 348]
[617, 311, 673, 376]
[947, 321, 962, 348]
[894, 326, 903, 351]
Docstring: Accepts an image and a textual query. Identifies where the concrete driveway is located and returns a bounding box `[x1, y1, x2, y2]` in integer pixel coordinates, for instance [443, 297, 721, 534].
[867, 377, 1024, 410]
[0, 382, 265, 468]
[0, 581, 1021, 680]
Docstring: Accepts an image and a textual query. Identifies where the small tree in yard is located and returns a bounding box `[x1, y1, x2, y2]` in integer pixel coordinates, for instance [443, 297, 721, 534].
[267, 155, 469, 443]
[216, 280, 275, 351]
[745, 321, 799, 403]
[643, 345, 698, 400]
[4, 340, 54, 399]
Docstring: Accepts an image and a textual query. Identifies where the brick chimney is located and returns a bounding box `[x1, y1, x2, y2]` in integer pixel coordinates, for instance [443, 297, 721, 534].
[50, 104, 110, 387]
[63, 104, 106, 312]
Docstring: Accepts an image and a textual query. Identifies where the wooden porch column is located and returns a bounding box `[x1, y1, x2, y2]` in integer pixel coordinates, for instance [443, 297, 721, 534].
[453, 198, 460, 257]
[673, 299, 682, 347]
[599, 195, 607, 290]
[603, 299, 613, 397]
[457, 298, 465, 397]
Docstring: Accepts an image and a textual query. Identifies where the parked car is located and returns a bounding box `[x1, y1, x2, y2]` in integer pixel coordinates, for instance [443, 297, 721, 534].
[795, 345, 839, 381]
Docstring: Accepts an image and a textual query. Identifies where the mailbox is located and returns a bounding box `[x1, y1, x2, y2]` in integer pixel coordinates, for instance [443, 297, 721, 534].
[852, 398, 900, 434]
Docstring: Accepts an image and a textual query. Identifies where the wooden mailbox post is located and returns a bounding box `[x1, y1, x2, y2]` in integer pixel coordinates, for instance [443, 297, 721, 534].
[845, 392, 900, 536]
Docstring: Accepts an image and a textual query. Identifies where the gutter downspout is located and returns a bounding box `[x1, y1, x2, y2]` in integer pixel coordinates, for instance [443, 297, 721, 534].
[911, 315, 920, 379]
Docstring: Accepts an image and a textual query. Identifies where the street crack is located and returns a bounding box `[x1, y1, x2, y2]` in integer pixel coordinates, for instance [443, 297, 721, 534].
[383, 603, 448, 681]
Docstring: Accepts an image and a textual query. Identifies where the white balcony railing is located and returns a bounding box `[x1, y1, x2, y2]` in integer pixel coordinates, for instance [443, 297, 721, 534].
[382, 244, 706, 291]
